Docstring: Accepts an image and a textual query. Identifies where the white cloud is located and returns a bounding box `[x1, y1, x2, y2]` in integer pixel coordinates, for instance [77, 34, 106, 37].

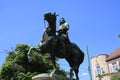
[81, 73, 88, 77]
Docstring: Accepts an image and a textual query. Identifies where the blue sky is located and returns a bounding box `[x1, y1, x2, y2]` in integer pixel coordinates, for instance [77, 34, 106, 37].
[0, 0, 120, 80]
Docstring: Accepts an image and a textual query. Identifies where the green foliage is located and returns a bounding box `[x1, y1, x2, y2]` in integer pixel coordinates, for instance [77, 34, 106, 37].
[111, 75, 120, 80]
[6, 51, 16, 61]
[0, 44, 67, 80]
[111, 68, 120, 80]
[16, 72, 37, 80]
[116, 68, 120, 72]
[96, 73, 110, 80]
[97, 68, 120, 80]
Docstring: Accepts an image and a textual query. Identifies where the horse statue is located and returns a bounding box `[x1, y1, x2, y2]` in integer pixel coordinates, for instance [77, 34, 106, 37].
[27, 12, 84, 80]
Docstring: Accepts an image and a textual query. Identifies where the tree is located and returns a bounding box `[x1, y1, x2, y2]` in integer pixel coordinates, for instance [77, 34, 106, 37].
[0, 44, 67, 80]
[111, 68, 120, 80]
[111, 75, 120, 80]
[96, 73, 109, 80]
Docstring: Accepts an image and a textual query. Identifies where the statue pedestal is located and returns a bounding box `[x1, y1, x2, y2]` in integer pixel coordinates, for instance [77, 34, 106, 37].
[32, 73, 73, 80]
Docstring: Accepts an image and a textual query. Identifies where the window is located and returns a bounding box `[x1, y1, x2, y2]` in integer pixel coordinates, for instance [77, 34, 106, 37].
[96, 66, 103, 75]
[109, 61, 119, 73]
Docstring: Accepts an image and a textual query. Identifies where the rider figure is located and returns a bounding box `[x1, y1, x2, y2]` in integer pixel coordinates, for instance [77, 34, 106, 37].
[58, 18, 69, 38]
[57, 18, 70, 53]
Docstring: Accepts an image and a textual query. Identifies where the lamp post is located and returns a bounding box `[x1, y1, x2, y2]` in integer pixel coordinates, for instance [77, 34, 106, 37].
[86, 45, 92, 80]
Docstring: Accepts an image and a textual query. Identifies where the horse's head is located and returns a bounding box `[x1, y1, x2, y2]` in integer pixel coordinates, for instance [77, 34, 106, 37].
[43, 12, 58, 36]
[44, 12, 58, 24]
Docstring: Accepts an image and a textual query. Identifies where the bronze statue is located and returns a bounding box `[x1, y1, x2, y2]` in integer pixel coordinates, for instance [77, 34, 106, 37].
[27, 12, 84, 80]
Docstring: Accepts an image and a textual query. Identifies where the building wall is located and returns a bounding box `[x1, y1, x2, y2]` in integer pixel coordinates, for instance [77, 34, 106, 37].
[106, 57, 120, 79]
[91, 54, 111, 80]
[107, 57, 120, 65]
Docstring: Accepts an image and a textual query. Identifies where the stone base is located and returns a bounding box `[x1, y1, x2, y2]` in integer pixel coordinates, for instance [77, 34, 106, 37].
[32, 73, 73, 80]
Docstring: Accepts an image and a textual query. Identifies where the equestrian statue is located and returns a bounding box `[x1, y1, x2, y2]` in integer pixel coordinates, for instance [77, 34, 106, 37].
[27, 12, 84, 80]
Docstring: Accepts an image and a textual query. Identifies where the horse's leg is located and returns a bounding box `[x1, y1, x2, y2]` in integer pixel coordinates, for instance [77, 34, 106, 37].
[51, 55, 56, 69]
[75, 70, 79, 80]
[70, 67, 79, 80]
[27, 46, 41, 62]
[70, 68, 74, 78]
[73, 66, 79, 80]
[50, 53, 57, 76]
[27, 46, 34, 62]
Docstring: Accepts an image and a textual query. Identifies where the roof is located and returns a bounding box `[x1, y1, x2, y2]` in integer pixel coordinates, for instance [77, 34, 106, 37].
[91, 54, 108, 59]
[106, 48, 120, 61]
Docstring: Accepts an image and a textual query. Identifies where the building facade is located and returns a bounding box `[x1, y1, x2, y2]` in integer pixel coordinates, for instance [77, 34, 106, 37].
[91, 48, 120, 80]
